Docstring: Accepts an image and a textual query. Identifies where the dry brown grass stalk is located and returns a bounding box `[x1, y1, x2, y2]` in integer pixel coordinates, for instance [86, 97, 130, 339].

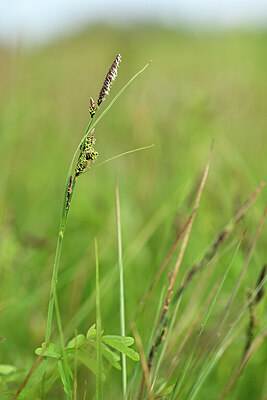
[132, 323, 154, 400]
[12, 342, 50, 400]
[173, 181, 265, 303]
[131, 217, 192, 324]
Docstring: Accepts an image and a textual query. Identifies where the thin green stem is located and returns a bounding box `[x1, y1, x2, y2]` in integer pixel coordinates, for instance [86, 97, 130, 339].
[115, 178, 127, 399]
[45, 227, 64, 342]
[73, 330, 78, 400]
[54, 293, 66, 360]
[95, 239, 103, 400]
[55, 293, 72, 399]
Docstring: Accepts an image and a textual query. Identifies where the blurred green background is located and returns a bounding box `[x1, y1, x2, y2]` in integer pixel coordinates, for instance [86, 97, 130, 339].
[0, 26, 266, 398]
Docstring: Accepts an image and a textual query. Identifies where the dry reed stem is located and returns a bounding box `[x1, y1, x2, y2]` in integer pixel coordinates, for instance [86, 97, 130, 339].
[233, 181, 265, 224]
[83, 381, 88, 400]
[13, 343, 50, 400]
[131, 217, 191, 324]
[169, 144, 213, 292]
[132, 323, 154, 400]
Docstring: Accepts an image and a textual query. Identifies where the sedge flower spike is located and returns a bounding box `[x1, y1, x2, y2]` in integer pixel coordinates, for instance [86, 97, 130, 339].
[75, 129, 98, 177]
[97, 54, 122, 106]
[89, 97, 96, 117]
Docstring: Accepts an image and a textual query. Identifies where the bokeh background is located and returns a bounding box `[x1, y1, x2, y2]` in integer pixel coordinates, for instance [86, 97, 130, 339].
[0, 1, 266, 399]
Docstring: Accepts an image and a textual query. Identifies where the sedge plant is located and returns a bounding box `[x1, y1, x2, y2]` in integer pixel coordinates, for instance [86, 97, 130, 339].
[34, 54, 153, 398]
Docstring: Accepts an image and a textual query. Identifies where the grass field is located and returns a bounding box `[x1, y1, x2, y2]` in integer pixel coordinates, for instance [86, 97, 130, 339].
[0, 26, 266, 399]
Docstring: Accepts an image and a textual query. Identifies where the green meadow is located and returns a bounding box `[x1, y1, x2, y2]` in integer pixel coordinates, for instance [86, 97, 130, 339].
[0, 26, 266, 399]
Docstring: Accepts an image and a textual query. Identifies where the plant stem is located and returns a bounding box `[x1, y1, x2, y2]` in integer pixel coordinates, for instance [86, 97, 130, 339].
[115, 178, 127, 399]
[45, 226, 64, 342]
[95, 238, 103, 400]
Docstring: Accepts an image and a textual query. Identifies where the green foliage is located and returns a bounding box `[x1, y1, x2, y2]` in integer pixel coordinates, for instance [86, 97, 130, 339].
[0, 364, 17, 375]
[35, 343, 61, 359]
[57, 359, 73, 396]
[102, 336, 140, 362]
[34, 326, 139, 389]
[67, 334, 86, 349]
[0, 26, 266, 399]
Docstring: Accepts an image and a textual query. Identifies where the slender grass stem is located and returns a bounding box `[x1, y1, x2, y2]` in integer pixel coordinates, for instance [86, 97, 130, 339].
[54, 292, 66, 361]
[73, 330, 78, 400]
[115, 178, 127, 399]
[95, 239, 103, 400]
[45, 228, 64, 343]
[55, 293, 72, 400]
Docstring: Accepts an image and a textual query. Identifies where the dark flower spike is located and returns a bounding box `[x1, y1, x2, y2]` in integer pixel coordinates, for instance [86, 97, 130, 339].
[97, 54, 122, 106]
[89, 97, 96, 118]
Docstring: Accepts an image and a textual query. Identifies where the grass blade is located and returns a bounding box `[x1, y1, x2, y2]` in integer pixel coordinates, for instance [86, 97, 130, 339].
[92, 144, 156, 170]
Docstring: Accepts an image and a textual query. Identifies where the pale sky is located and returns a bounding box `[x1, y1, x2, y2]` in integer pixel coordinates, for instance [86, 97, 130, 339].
[1, 0, 267, 46]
